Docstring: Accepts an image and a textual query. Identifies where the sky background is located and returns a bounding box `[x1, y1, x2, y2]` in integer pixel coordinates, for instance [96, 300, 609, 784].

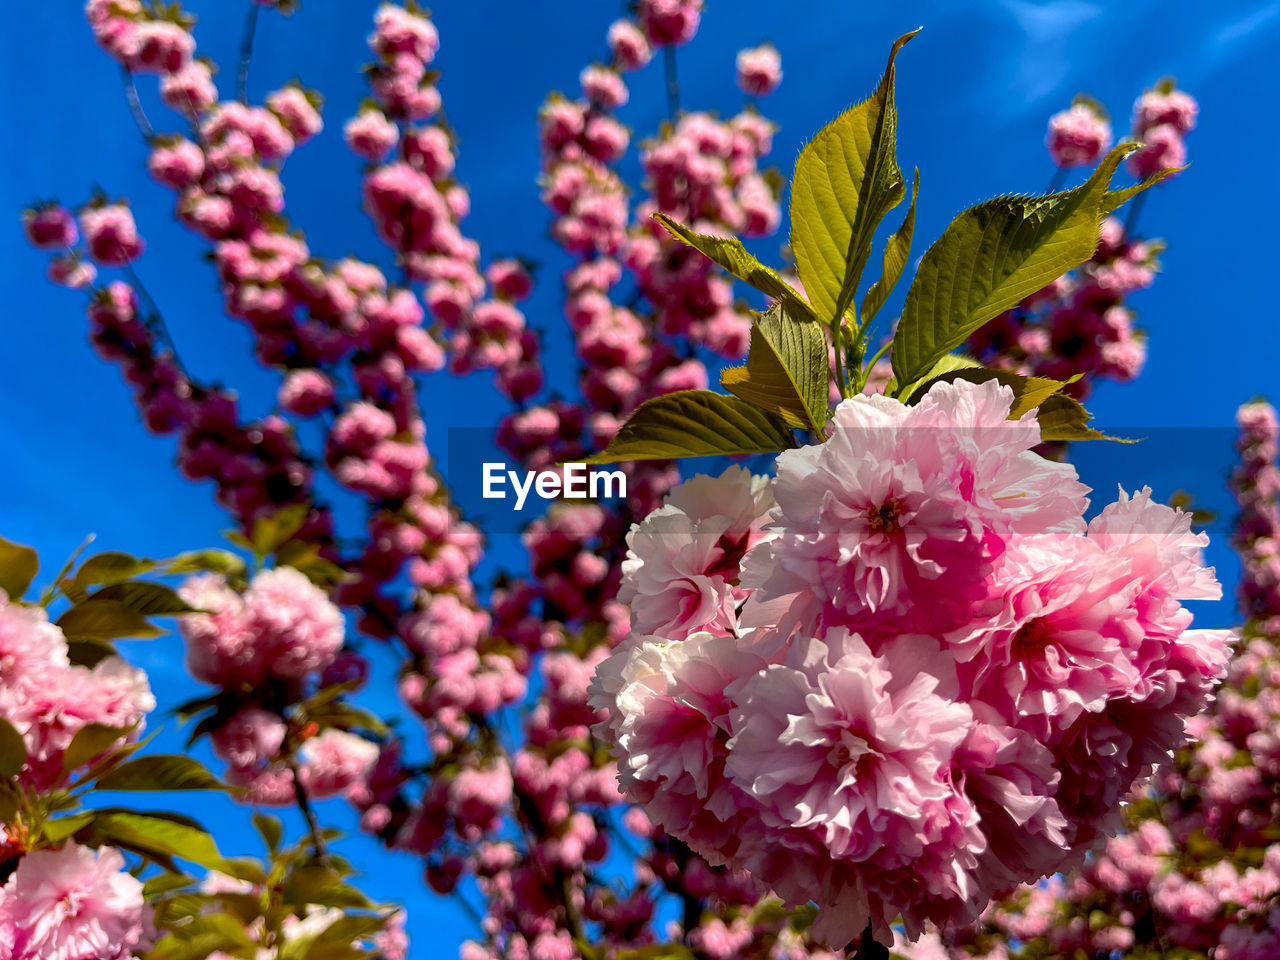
[2, 0, 1279, 955]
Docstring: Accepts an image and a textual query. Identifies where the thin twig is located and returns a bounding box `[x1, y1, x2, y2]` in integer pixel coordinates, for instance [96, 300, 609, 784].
[237, 1, 261, 104]
[122, 69, 155, 140]
[1046, 166, 1067, 194]
[122, 263, 190, 375]
[663, 46, 680, 122]
[285, 754, 328, 859]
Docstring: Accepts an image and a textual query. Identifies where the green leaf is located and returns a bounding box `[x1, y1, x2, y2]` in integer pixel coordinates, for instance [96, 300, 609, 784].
[88, 581, 196, 616]
[0, 535, 38, 600]
[720, 302, 832, 433]
[90, 810, 228, 872]
[66, 639, 118, 667]
[143, 872, 197, 897]
[892, 142, 1143, 386]
[146, 914, 256, 960]
[94, 754, 225, 792]
[56, 598, 164, 642]
[901, 364, 1077, 418]
[0, 716, 27, 777]
[790, 30, 917, 326]
[252, 502, 311, 556]
[62, 722, 130, 773]
[254, 812, 284, 853]
[582, 391, 797, 464]
[860, 168, 918, 328]
[1035, 393, 1135, 443]
[71, 552, 155, 593]
[652, 212, 814, 317]
[42, 811, 96, 842]
[164, 548, 247, 577]
[1102, 165, 1184, 214]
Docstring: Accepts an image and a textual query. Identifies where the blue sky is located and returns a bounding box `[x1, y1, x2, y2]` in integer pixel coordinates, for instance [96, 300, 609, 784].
[2, 0, 1278, 954]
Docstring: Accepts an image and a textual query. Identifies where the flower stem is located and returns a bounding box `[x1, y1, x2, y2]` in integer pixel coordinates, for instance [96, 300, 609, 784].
[663, 46, 680, 122]
[238, 2, 261, 104]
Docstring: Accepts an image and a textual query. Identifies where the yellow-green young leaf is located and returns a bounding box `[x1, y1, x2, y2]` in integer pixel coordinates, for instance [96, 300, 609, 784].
[94, 754, 225, 792]
[143, 872, 197, 897]
[89, 581, 196, 616]
[1035, 393, 1135, 443]
[892, 142, 1140, 386]
[902, 365, 1076, 418]
[165, 548, 247, 578]
[56, 598, 164, 642]
[62, 723, 130, 773]
[1102, 164, 1184, 214]
[42, 811, 96, 843]
[0, 535, 38, 600]
[860, 168, 918, 328]
[789, 29, 917, 325]
[652, 212, 814, 318]
[720, 301, 831, 432]
[71, 552, 155, 594]
[90, 810, 226, 871]
[893, 353, 983, 400]
[254, 812, 284, 853]
[582, 391, 797, 464]
[0, 716, 27, 777]
[252, 502, 311, 556]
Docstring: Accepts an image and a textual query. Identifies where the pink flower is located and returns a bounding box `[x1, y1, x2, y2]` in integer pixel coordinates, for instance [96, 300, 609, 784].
[581, 65, 629, 110]
[736, 44, 782, 97]
[23, 206, 78, 248]
[741, 379, 1087, 640]
[608, 19, 652, 71]
[178, 573, 264, 686]
[7, 656, 154, 791]
[244, 566, 345, 678]
[0, 599, 69, 695]
[1133, 88, 1198, 136]
[210, 705, 286, 769]
[130, 19, 194, 73]
[588, 631, 769, 862]
[160, 60, 218, 115]
[1126, 122, 1186, 180]
[47, 256, 96, 289]
[345, 109, 399, 161]
[619, 465, 774, 640]
[267, 85, 324, 144]
[0, 842, 152, 960]
[79, 204, 144, 266]
[299, 728, 380, 798]
[726, 629, 978, 942]
[1046, 103, 1112, 168]
[278, 369, 336, 417]
[637, 0, 703, 48]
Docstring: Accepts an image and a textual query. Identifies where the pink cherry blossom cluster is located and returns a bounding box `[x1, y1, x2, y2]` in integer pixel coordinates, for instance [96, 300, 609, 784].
[736, 44, 783, 98]
[1128, 80, 1197, 180]
[1046, 100, 1113, 169]
[0, 591, 153, 793]
[24, 4, 1220, 958]
[0, 842, 154, 960]
[176, 566, 388, 805]
[591, 378, 1231, 947]
[0, 590, 156, 958]
[896, 401, 1280, 959]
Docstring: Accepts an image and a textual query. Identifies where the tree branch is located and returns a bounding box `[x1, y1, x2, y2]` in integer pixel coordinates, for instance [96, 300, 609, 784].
[237, 2, 261, 104]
